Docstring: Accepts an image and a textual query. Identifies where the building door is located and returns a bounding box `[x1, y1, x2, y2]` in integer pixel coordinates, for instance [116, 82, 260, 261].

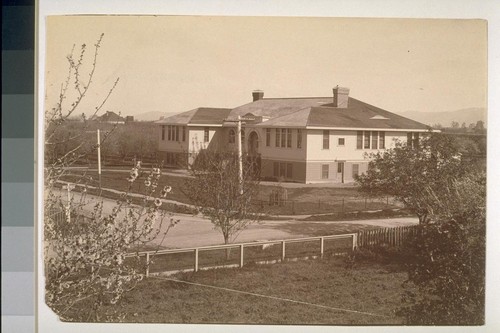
[337, 162, 345, 183]
[248, 131, 260, 177]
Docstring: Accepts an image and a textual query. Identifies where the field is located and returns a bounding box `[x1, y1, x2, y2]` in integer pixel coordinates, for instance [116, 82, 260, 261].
[60, 169, 401, 216]
[95, 256, 411, 325]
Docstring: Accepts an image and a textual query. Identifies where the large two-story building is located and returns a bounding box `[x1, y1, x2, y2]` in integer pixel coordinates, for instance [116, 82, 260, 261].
[156, 87, 429, 183]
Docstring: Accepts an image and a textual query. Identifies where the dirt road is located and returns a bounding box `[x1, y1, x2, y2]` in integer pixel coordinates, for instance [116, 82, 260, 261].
[49, 188, 418, 249]
[161, 215, 418, 248]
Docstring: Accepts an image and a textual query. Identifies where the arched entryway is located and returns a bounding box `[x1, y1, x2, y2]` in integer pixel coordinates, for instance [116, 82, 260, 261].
[247, 131, 261, 177]
[248, 131, 259, 156]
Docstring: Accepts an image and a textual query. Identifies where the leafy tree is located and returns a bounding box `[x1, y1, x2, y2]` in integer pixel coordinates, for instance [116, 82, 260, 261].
[398, 173, 485, 324]
[474, 120, 486, 134]
[44, 34, 177, 321]
[182, 151, 262, 245]
[355, 132, 485, 324]
[356, 133, 472, 223]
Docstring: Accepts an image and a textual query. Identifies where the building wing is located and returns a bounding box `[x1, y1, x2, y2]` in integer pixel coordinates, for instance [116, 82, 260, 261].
[156, 108, 231, 126]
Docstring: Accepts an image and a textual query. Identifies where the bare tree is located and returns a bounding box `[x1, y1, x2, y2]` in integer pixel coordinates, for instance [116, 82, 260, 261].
[183, 151, 262, 245]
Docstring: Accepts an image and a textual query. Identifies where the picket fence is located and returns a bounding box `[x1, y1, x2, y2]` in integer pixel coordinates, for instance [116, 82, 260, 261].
[356, 225, 418, 248]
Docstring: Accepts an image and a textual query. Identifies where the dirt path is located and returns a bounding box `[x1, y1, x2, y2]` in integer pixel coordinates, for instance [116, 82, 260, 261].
[49, 188, 418, 249]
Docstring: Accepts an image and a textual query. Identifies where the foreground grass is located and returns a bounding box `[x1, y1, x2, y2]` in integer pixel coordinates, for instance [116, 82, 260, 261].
[99, 257, 410, 325]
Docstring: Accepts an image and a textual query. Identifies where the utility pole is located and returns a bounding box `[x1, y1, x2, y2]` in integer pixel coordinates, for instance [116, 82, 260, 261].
[224, 115, 253, 195]
[237, 116, 243, 194]
[97, 129, 102, 190]
[85, 129, 103, 189]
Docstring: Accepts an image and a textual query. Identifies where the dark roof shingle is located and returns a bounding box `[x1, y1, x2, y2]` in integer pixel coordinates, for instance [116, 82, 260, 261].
[256, 97, 429, 130]
[156, 108, 231, 125]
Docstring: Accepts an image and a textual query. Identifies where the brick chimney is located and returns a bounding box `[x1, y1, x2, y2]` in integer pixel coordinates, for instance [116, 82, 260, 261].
[252, 90, 264, 102]
[332, 86, 350, 108]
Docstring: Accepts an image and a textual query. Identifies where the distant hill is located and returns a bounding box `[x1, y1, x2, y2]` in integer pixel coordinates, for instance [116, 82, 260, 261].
[134, 111, 180, 122]
[398, 108, 487, 128]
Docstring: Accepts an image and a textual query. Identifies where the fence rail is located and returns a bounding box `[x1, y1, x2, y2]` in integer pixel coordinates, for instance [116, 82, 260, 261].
[252, 196, 402, 215]
[126, 233, 357, 277]
[125, 225, 419, 277]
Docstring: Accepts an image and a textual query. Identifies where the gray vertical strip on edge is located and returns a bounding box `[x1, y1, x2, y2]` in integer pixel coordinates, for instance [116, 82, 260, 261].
[1, 183, 34, 227]
[2, 3, 36, 333]
[1, 227, 34, 272]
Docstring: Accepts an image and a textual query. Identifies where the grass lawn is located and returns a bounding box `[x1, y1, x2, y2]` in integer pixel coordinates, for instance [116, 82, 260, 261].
[99, 256, 410, 325]
[60, 170, 400, 215]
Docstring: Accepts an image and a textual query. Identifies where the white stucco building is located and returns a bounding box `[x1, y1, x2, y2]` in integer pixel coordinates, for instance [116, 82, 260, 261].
[156, 87, 429, 183]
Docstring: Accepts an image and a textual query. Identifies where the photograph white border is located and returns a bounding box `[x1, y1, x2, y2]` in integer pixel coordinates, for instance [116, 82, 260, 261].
[36, 1, 500, 332]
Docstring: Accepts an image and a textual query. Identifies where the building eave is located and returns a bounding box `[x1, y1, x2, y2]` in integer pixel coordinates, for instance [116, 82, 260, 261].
[186, 124, 224, 127]
[305, 126, 433, 132]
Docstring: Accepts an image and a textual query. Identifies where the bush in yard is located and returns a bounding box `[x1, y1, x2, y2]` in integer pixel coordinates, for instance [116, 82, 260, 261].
[356, 132, 472, 223]
[397, 173, 486, 325]
[356, 132, 485, 324]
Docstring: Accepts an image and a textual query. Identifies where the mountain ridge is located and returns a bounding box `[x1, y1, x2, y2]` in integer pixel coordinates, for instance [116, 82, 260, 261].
[397, 107, 486, 127]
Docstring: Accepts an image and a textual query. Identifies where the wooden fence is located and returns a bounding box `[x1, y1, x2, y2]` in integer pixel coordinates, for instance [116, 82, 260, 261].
[356, 225, 418, 248]
[126, 233, 357, 277]
[125, 226, 419, 277]
[252, 196, 402, 215]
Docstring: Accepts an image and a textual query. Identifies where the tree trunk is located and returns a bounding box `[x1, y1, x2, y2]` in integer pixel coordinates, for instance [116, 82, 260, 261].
[224, 233, 230, 260]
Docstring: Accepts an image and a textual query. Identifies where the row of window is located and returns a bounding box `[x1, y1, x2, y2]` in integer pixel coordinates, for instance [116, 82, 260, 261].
[355, 131, 386, 150]
[273, 161, 293, 178]
[162, 125, 186, 142]
[164, 128, 411, 151]
[266, 128, 302, 149]
[321, 163, 360, 179]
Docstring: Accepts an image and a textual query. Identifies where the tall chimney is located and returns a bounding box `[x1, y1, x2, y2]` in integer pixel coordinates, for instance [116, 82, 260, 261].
[332, 86, 350, 108]
[252, 90, 264, 102]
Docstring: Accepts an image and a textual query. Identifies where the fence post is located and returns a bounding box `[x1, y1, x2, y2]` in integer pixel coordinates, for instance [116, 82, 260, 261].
[281, 241, 286, 261]
[240, 244, 244, 268]
[320, 237, 324, 258]
[194, 248, 199, 272]
[145, 253, 150, 278]
[352, 233, 358, 250]
[318, 200, 321, 209]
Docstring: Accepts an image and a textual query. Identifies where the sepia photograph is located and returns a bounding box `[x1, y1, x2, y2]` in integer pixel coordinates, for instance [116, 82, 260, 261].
[41, 13, 487, 327]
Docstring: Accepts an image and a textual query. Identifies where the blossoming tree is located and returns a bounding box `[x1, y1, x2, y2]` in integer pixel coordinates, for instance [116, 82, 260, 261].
[44, 34, 177, 321]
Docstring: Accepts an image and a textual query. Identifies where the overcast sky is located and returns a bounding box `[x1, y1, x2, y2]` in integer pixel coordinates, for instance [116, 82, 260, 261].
[44, 16, 487, 117]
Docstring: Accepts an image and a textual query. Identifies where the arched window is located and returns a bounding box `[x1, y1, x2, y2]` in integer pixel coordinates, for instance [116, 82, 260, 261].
[229, 129, 235, 143]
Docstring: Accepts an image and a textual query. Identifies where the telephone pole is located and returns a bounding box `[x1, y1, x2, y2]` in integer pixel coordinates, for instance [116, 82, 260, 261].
[237, 116, 243, 193]
[97, 129, 102, 190]
[224, 115, 252, 195]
